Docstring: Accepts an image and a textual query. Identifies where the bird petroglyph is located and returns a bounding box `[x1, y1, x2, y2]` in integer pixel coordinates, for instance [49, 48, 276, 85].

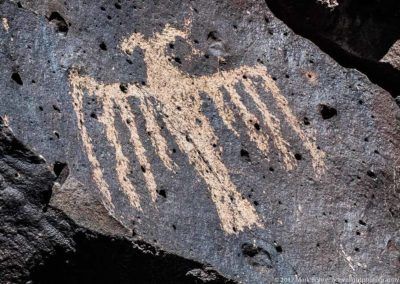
[69, 24, 326, 234]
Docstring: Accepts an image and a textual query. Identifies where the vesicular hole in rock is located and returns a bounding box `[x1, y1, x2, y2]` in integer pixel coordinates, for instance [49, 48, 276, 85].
[48, 12, 69, 34]
[11, 72, 23, 85]
[319, 104, 337, 119]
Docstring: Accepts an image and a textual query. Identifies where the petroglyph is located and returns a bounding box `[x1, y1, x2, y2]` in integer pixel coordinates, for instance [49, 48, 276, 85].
[2, 18, 9, 32]
[69, 24, 326, 234]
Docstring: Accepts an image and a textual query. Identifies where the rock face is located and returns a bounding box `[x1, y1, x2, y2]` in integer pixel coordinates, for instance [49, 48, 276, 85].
[0, 0, 399, 283]
[265, 0, 400, 98]
[0, 117, 234, 283]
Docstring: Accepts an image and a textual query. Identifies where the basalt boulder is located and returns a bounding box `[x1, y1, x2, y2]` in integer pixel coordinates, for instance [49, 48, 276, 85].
[0, 0, 399, 283]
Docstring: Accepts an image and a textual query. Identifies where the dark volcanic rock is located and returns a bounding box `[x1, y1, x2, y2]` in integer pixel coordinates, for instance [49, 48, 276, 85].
[0, 117, 234, 283]
[265, 0, 400, 98]
[0, 0, 399, 283]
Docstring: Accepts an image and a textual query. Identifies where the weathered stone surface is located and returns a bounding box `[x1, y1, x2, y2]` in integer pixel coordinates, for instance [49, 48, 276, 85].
[265, 0, 400, 98]
[0, 0, 399, 283]
[382, 40, 400, 70]
[0, 117, 234, 283]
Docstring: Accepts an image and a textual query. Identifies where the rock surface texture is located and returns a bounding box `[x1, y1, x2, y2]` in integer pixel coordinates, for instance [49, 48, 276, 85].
[0, 0, 399, 283]
[0, 117, 234, 283]
[265, 0, 400, 99]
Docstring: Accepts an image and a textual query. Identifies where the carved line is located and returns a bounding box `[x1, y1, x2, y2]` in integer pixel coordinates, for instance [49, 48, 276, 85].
[69, 24, 326, 234]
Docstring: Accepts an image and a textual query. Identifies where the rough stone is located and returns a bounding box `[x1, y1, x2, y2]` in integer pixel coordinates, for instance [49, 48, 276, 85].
[0, 117, 234, 283]
[0, 0, 399, 283]
[265, 0, 400, 98]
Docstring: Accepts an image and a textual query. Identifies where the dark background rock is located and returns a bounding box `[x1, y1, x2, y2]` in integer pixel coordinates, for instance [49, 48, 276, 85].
[0, 117, 234, 283]
[265, 0, 400, 99]
[0, 0, 399, 283]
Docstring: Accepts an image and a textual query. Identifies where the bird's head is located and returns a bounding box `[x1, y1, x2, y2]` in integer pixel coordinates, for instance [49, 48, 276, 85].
[120, 24, 193, 56]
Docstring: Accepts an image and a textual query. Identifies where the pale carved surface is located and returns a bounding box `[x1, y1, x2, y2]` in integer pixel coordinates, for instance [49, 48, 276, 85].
[69, 24, 326, 234]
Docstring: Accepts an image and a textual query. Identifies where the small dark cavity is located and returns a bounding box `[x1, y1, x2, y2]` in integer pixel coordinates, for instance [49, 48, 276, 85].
[303, 117, 310, 125]
[53, 105, 61, 112]
[90, 112, 98, 119]
[141, 165, 146, 173]
[99, 42, 107, 51]
[367, 170, 376, 178]
[240, 149, 250, 159]
[38, 106, 44, 111]
[172, 224, 176, 230]
[48, 12, 68, 34]
[174, 57, 182, 64]
[358, 220, 367, 226]
[274, 245, 283, 253]
[119, 83, 128, 93]
[319, 104, 337, 119]
[157, 189, 167, 198]
[294, 153, 302, 160]
[207, 31, 218, 41]
[53, 161, 67, 177]
[11, 72, 23, 85]
[114, 2, 121, 9]
[241, 243, 261, 257]
[254, 122, 260, 131]
[269, 167, 274, 172]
